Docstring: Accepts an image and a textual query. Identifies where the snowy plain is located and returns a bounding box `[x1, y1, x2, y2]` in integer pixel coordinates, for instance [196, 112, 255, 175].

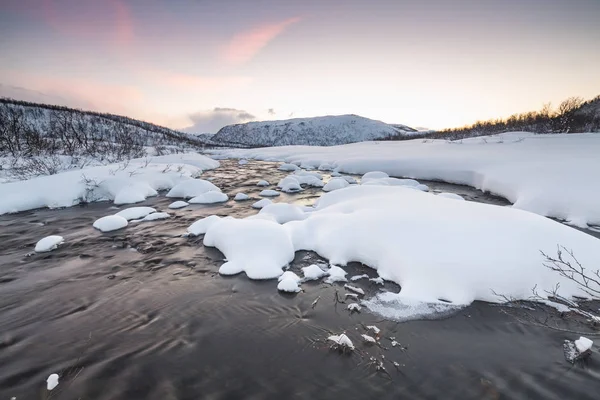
[208, 132, 600, 228]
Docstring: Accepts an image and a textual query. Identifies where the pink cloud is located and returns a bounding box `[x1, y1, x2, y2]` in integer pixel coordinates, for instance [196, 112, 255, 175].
[221, 17, 301, 65]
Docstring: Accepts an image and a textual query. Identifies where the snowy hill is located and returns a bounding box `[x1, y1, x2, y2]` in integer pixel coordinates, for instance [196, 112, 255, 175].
[209, 115, 417, 147]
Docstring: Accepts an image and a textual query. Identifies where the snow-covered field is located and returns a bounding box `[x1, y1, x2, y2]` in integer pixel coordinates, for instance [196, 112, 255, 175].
[208, 132, 600, 228]
[0, 153, 219, 214]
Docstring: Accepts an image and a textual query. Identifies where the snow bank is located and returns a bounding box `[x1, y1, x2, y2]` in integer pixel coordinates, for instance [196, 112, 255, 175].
[115, 206, 156, 221]
[0, 153, 219, 215]
[203, 218, 295, 279]
[93, 215, 128, 232]
[208, 133, 600, 226]
[35, 235, 64, 252]
[168, 201, 189, 209]
[324, 265, 347, 283]
[189, 191, 228, 204]
[234, 193, 250, 201]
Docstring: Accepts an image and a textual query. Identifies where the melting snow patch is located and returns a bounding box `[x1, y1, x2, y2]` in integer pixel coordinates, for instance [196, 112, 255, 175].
[347, 303, 362, 312]
[234, 193, 250, 201]
[252, 198, 273, 209]
[35, 235, 64, 252]
[115, 206, 156, 221]
[361, 334, 376, 344]
[415, 184, 429, 192]
[189, 191, 228, 204]
[344, 284, 365, 295]
[93, 215, 128, 232]
[437, 193, 465, 201]
[167, 179, 220, 199]
[46, 373, 59, 390]
[279, 163, 300, 171]
[302, 264, 328, 281]
[328, 333, 354, 351]
[141, 212, 170, 221]
[318, 163, 334, 171]
[366, 325, 380, 334]
[259, 189, 280, 197]
[257, 180, 270, 187]
[187, 215, 222, 236]
[168, 201, 189, 209]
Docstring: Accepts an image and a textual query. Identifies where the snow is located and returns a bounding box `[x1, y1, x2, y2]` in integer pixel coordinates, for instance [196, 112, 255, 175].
[575, 336, 593, 353]
[167, 179, 221, 199]
[277, 278, 301, 293]
[437, 193, 465, 201]
[344, 284, 365, 296]
[294, 170, 323, 180]
[341, 176, 357, 184]
[0, 153, 219, 216]
[366, 325, 380, 334]
[208, 133, 600, 227]
[323, 177, 350, 192]
[415, 184, 429, 192]
[361, 334, 377, 343]
[370, 277, 385, 285]
[115, 206, 156, 221]
[238, 159, 249, 165]
[350, 274, 369, 281]
[168, 201, 189, 209]
[259, 203, 307, 224]
[328, 333, 354, 350]
[318, 162, 334, 171]
[189, 191, 228, 204]
[302, 264, 328, 281]
[347, 303, 362, 312]
[252, 199, 273, 209]
[46, 373, 59, 390]
[362, 171, 389, 182]
[35, 235, 64, 252]
[331, 171, 342, 177]
[256, 180, 270, 187]
[279, 163, 300, 171]
[187, 215, 223, 236]
[234, 193, 250, 201]
[203, 218, 295, 279]
[539, 299, 571, 313]
[278, 176, 303, 193]
[140, 212, 170, 221]
[93, 215, 128, 232]
[324, 265, 347, 283]
[259, 189, 280, 197]
[278, 271, 301, 282]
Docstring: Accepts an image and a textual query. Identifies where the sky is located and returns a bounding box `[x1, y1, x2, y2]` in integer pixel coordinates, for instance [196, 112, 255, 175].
[1, 0, 599, 133]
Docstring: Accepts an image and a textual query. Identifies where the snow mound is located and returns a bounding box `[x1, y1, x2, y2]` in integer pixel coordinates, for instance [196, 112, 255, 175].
[323, 177, 350, 192]
[362, 177, 419, 187]
[141, 212, 170, 221]
[189, 191, 228, 204]
[363, 292, 463, 322]
[324, 265, 347, 283]
[35, 235, 64, 252]
[341, 176, 357, 184]
[259, 203, 306, 224]
[252, 198, 273, 209]
[362, 171, 389, 181]
[278, 176, 303, 193]
[115, 206, 156, 221]
[437, 193, 465, 201]
[328, 333, 354, 350]
[114, 186, 154, 205]
[278, 271, 301, 282]
[331, 171, 341, 177]
[167, 179, 220, 199]
[259, 189, 280, 197]
[318, 163, 335, 171]
[93, 215, 128, 232]
[168, 201, 189, 209]
[278, 278, 301, 293]
[234, 193, 250, 201]
[302, 264, 328, 281]
[187, 215, 223, 236]
[239, 159, 249, 165]
[344, 284, 365, 295]
[347, 303, 362, 312]
[294, 170, 323, 179]
[279, 163, 300, 171]
[257, 180, 270, 187]
[203, 218, 295, 279]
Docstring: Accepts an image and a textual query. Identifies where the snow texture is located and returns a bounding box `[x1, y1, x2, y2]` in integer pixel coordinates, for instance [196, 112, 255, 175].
[168, 201, 189, 209]
[35, 235, 64, 252]
[252, 198, 273, 209]
[259, 189, 280, 197]
[93, 215, 128, 232]
[234, 193, 250, 201]
[302, 264, 328, 281]
[115, 206, 156, 221]
[278, 177, 303, 193]
[277, 278, 301, 293]
[208, 133, 600, 227]
[189, 191, 228, 204]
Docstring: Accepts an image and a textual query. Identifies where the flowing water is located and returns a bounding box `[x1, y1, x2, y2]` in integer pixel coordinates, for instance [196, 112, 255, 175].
[1, 160, 599, 399]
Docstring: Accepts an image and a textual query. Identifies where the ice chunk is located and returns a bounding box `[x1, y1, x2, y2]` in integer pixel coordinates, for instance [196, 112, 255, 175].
[324, 265, 347, 283]
[302, 264, 328, 281]
[166, 179, 220, 199]
[575, 336, 593, 353]
[294, 170, 323, 180]
[318, 162, 334, 171]
[328, 333, 354, 350]
[35, 235, 64, 252]
[259, 203, 306, 224]
[47, 373, 59, 390]
[323, 177, 350, 192]
[344, 284, 365, 295]
[278, 163, 300, 171]
[189, 191, 228, 204]
[93, 215, 128, 232]
[331, 171, 342, 177]
[234, 193, 250, 201]
[437, 192, 465, 201]
[361, 334, 376, 343]
[259, 189, 280, 197]
[252, 198, 273, 209]
[257, 180, 270, 187]
[168, 201, 189, 209]
[115, 206, 156, 221]
[187, 215, 222, 236]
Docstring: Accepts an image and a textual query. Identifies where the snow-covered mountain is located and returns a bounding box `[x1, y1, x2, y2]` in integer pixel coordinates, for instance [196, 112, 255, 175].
[209, 115, 417, 147]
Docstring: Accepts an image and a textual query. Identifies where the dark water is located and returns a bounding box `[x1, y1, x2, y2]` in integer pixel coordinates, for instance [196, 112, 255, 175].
[1, 160, 599, 399]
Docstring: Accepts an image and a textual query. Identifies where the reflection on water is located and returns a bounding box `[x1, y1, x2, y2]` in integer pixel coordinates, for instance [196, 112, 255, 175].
[0, 160, 598, 399]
